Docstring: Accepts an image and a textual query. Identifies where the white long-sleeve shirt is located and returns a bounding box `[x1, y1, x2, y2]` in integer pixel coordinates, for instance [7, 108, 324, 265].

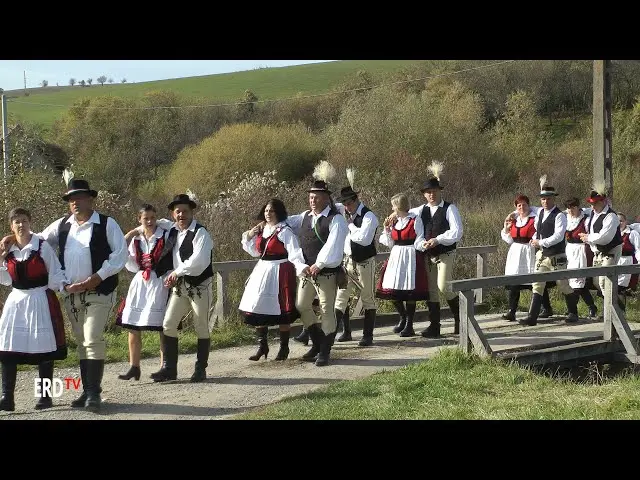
[378, 214, 425, 250]
[621, 228, 640, 263]
[334, 202, 379, 256]
[286, 204, 349, 270]
[532, 206, 567, 248]
[0, 235, 68, 292]
[125, 227, 169, 275]
[586, 205, 620, 252]
[39, 211, 128, 286]
[241, 222, 307, 275]
[409, 201, 463, 252]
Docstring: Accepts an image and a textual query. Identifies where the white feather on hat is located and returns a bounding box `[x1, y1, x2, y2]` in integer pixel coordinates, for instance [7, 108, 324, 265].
[186, 189, 198, 203]
[428, 161, 444, 181]
[346, 167, 356, 189]
[539, 174, 548, 192]
[62, 168, 74, 187]
[312, 161, 337, 183]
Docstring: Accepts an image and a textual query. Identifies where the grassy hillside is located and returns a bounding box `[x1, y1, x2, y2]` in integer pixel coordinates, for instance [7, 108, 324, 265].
[4, 60, 419, 128]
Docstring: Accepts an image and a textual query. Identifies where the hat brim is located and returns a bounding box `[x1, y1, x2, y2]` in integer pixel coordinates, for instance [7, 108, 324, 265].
[586, 196, 604, 204]
[308, 188, 332, 194]
[62, 189, 98, 201]
[337, 191, 359, 203]
[168, 200, 197, 210]
[420, 186, 444, 193]
[539, 192, 559, 197]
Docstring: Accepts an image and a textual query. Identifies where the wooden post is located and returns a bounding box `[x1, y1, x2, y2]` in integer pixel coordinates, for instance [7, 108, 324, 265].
[211, 270, 230, 328]
[475, 253, 487, 304]
[459, 290, 472, 354]
[593, 60, 614, 202]
[603, 274, 617, 341]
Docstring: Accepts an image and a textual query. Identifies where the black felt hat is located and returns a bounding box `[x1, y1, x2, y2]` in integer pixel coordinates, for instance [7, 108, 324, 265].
[62, 179, 98, 201]
[167, 193, 197, 210]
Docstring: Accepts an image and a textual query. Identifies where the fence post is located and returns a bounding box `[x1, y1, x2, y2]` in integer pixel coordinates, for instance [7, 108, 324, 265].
[603, 274, 618, 341]
[211, 270, 230, 328]
[475, 253, 487, 304]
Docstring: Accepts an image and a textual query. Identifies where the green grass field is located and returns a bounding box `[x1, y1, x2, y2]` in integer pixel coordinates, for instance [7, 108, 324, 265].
[236, 347, 640, 420]
[4, 60, 420, 129]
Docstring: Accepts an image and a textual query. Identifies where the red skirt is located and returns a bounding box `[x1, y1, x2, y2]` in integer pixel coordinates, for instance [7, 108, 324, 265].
[241, 261, 300, 327]
[375, 252, 430, 301]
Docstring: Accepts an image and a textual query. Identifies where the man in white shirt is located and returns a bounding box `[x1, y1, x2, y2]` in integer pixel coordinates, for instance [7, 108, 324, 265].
[578, 188, 624, 312]
[39, 179, 127, 412]
[334, 185, 379, 346]
[138, 194, 215, 383]
[409, 175, 463, 338]
[287, 179, 349, 366]
[522, 182, 578, 326]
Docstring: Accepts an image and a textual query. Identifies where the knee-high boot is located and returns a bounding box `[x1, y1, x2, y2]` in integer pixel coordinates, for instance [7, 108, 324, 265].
[337, 309, 352, 342]
[153, 335, 178, 382]
[520, 292, 543, 326]
[580, 288, 597, 317]
[35, 361, 54, 410]
[359, 309, 376, 346]
[392, 300, 407, 334]
[84, 359, 104, 413]
[400, 301, 416, 337]
[564, 291, 579, 323]
[302, 323, 325, 361]
[294, 327, 309, 346]
[275, 330, 290, 361]
[421, 302, 441, 338]
[249, 327, 269, 361]
[447, 296, 461, 334]
[540, 287, 553, 318]
[191, 338, 210, 383]
[0, 362, 17, 411]
[502, 287, 520, 321]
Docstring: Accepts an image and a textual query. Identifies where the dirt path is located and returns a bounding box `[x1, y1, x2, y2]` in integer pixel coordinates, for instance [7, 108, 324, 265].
[0, 314, 631, 420]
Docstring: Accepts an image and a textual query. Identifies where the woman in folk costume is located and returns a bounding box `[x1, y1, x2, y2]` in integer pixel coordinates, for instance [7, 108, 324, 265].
[616, 212, 640, 295]
[0, 208, 68, 412]
[375, 193, 429, 337]
[239, 198, 307, 361]
[115, 204, 171, 381]
[500, 194, 538, 321]
[563, 197, 598, 318]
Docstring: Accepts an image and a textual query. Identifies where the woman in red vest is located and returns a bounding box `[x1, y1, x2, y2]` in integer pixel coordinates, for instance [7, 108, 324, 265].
[376, 193, 429, 336]
[0, 208, 68, 412]
[617, 213, 640, 294]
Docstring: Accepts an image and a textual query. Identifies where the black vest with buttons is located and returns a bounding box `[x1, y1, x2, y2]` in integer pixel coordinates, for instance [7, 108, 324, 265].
[420, 202, 457, 257]
[589, 208, 623, 254]
[536, 207, 566, 257]
[350, 205, 377, 263]
[299, 207, 340, 273]
[57, 213, 118, 295]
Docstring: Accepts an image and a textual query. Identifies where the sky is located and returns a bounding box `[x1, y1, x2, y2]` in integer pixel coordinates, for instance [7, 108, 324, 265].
[0, 60, 334, 91]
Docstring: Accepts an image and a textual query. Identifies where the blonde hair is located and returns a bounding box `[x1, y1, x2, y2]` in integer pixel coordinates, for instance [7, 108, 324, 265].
[391, 193, 410, 212]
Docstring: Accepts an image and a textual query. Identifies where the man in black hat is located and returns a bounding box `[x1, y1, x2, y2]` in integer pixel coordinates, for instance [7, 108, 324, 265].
[286, 179, 349, 366]
[334, 185, 379, 346]
[405, 169, 463, 338]
[130, 194, 215, 383]
[36, 178, 128, 412]
[578, 187, 623, 311]
[522, 180, 579, 326]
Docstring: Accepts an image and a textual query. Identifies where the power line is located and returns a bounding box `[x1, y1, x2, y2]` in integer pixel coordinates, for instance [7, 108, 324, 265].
[6, 60, 518, 111]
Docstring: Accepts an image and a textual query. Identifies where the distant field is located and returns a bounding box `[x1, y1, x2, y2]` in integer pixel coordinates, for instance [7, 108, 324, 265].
[3, 60, 421, 129]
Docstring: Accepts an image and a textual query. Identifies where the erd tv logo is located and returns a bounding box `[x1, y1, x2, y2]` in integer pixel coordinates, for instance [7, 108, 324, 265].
[34, 377, 82, 398]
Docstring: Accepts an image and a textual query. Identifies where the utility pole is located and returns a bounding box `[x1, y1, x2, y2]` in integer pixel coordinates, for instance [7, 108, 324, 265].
[592, 60, 613, 202]
[1, 94, 9, 186]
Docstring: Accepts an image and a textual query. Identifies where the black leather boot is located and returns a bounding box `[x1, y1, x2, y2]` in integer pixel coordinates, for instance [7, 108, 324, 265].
[359, 309, 376, 346]
[337, 309, 352, 342]
[580, 288, 597, 317]
[392, 300, 407, 333]
[249, 328, 269, 361]
[153, 335, 178, 382]
[275, 330, 290, 361]
[564, 291, 579, 323]
[118, 365, 141, 381]
[35, 361, 54, 410]
[422, 302, 441, 338]
[84, 359, 104, 413]
[502, 287, 520, 321]
[448, 296, 461, 334]
[520, 292, 543, 326]
[302, 323, 325, 362]
[294, 327, 309, 346]
[400, 301, 416, 337]
[0, 362, 17, 412]
[71, 359, 88, 408]
[191, 338, 210, 382]
[316, 331, 337, 367]
[540, 287, 553, 318]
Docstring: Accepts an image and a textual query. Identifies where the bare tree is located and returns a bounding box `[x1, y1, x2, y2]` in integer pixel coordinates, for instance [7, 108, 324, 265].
[79, 80, 86, 87]
[69, 78, 76, 86]
[97, 75, 107, 86]
[41, 80, 48, 87]
[87, 78, 93, 86]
